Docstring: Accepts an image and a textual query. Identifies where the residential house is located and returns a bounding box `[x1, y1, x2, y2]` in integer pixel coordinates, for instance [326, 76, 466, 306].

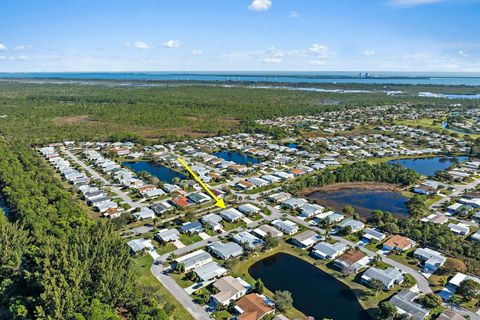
[233, 231, 264, 250]
[312, 241, 348, 260]
[212, 276, 249, 306]
[208, 241, 244, 260]
[188, 192, 211, 204]
[267, 192, 291, 203]
[220, 208, 244, 223]
[389, 290, 430, 320]
[383, 235, 416, 252]
[134, 207, 155, 220]
[252, 224, 283, 239]
[201, 213, 223, 232]
[362, 228, 386, 242]
[236, 180, 255, 191]
[291, 230, 322, 249]
[238, 203, 261, 216]
[271, 220, 299, 235]
[361, 267, 404, 290]
[155, 229, 180, 243]
[194, 261, 228, 282]
[414, 248, 447, 272]
[180, 221, 204, 234]
[299, 203, 324, 218]
[235, 293, 275, 320]
[281, 197, 308, 210]
[127, 238, 153, 255]
[150, 201, 173, 215]
[338, 218, 365, 233]
[334, 249, 371, 274]
[437, 310, 467, 320]
[247, 177, 269, 188]
[448, 223, 470, 236]
[174, 249, 213, 272]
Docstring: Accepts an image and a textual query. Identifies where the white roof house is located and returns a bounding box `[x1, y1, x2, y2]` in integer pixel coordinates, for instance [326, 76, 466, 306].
[312, 241, 348, 260]
[414, 248, 447, 271]
[220, 208, 244, 222]
[134, 207, 155, 220]
[155, 228, 180, 243]
[448, 272, 480, 288]
[291, 230, 322, 249]
[362, 228, 386, 242]
[175, 250, 213, 272]
[208, 241, 244, 260]
[361, 267, 404, 290]
[238, 203, 261, 215]
[194, 262, 228, 282]
[233, 231, 264, 250]
[300, 203, 324, 218]
[281, 197, 308, 209]
[448, 223, 470, 236]
[338, 218, 365, 233]
[271, 219, 299, 235]
[471, 229, 480, 242]
[212, 276, 249, 306]
[127, 238, 153, 254]
[252, 224, 283, 239]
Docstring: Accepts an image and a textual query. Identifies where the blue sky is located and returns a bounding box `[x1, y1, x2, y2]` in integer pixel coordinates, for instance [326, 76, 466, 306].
[0, 0, 479, 72]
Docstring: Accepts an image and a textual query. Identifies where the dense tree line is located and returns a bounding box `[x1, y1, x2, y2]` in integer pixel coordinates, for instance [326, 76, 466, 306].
[285, 162, 420, 193]
[0, 142, 164, 319]
[368, 210, 480, 273]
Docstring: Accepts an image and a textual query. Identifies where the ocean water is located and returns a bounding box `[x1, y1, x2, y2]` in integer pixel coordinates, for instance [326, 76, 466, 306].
[1, 71, 480, 86]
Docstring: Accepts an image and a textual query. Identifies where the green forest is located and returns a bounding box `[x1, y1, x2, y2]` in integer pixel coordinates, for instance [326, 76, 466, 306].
[0, 141, 169, 320]
[0, 81, 475, 144]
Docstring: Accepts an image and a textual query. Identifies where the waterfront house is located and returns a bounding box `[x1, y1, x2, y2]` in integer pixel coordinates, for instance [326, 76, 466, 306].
[266, 192, 291, 203]
[361, 266, 404, 290]
[299, 203, 324, 218]
[338, 218, 365, 233]
[334, 249, 371, 274]
[208, 241, 244, 260]
[233, 231, 264, 250]
[271, 219, 298, 235]
[194, 261, 228, 282]
[281, 197, 308, 210]
[212, 276, 249, 306]
[362, 228, 386, 242]
[174, 249, 213, 272]
[383, 235, 416, 252]
[291, 230, 322, 249]
[235, 293, 275, 320]
[252, 224, 283, 239]
[311, 241, 348, 260]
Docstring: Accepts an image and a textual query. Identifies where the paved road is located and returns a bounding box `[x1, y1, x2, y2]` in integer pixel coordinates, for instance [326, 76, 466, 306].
[62, 147, 142, 208]
[151, 264, 212, 320]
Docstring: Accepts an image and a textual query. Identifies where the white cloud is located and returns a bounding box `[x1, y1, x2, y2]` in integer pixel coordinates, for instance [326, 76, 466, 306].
[263, 57, 282, 64]
[390, 0, 446, 7]
[0, 56, 6, 60]
[310, 60, 327, 66]
[0, 43, 7, 51]
[289, 10, 300, 18]
[133, 41, 154, 49]
[9, 55, 30, 61]
[191, 50, 203, 56]
[307, 43, 333, 58]
[458, 49, 468, 57]
[163, 40, 182, 48]
[248, 0, 272, 11]
[363, 50, 376, 56]
[14, 45, 32, 51]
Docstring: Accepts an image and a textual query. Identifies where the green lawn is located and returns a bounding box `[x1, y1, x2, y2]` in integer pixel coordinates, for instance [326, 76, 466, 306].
[133, 255, 194, 320]
[179, 233, 202, 245]
[153, 241, 177, 255]
[223, 220, 247, 231]
[386, 249, 421, 271]
[169, 272, 195, 288]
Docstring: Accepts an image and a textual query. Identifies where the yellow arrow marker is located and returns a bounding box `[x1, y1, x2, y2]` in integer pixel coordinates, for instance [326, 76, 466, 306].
[177, 157, 226, 209]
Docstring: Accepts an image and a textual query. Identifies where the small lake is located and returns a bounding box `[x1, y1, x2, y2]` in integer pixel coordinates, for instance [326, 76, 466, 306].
[249, 253, 371, 320]
[122, 161, 187, 183]
[388, 156, 468, 177]
[212, 151, 260, 165]
[308, 188, 409, 218]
